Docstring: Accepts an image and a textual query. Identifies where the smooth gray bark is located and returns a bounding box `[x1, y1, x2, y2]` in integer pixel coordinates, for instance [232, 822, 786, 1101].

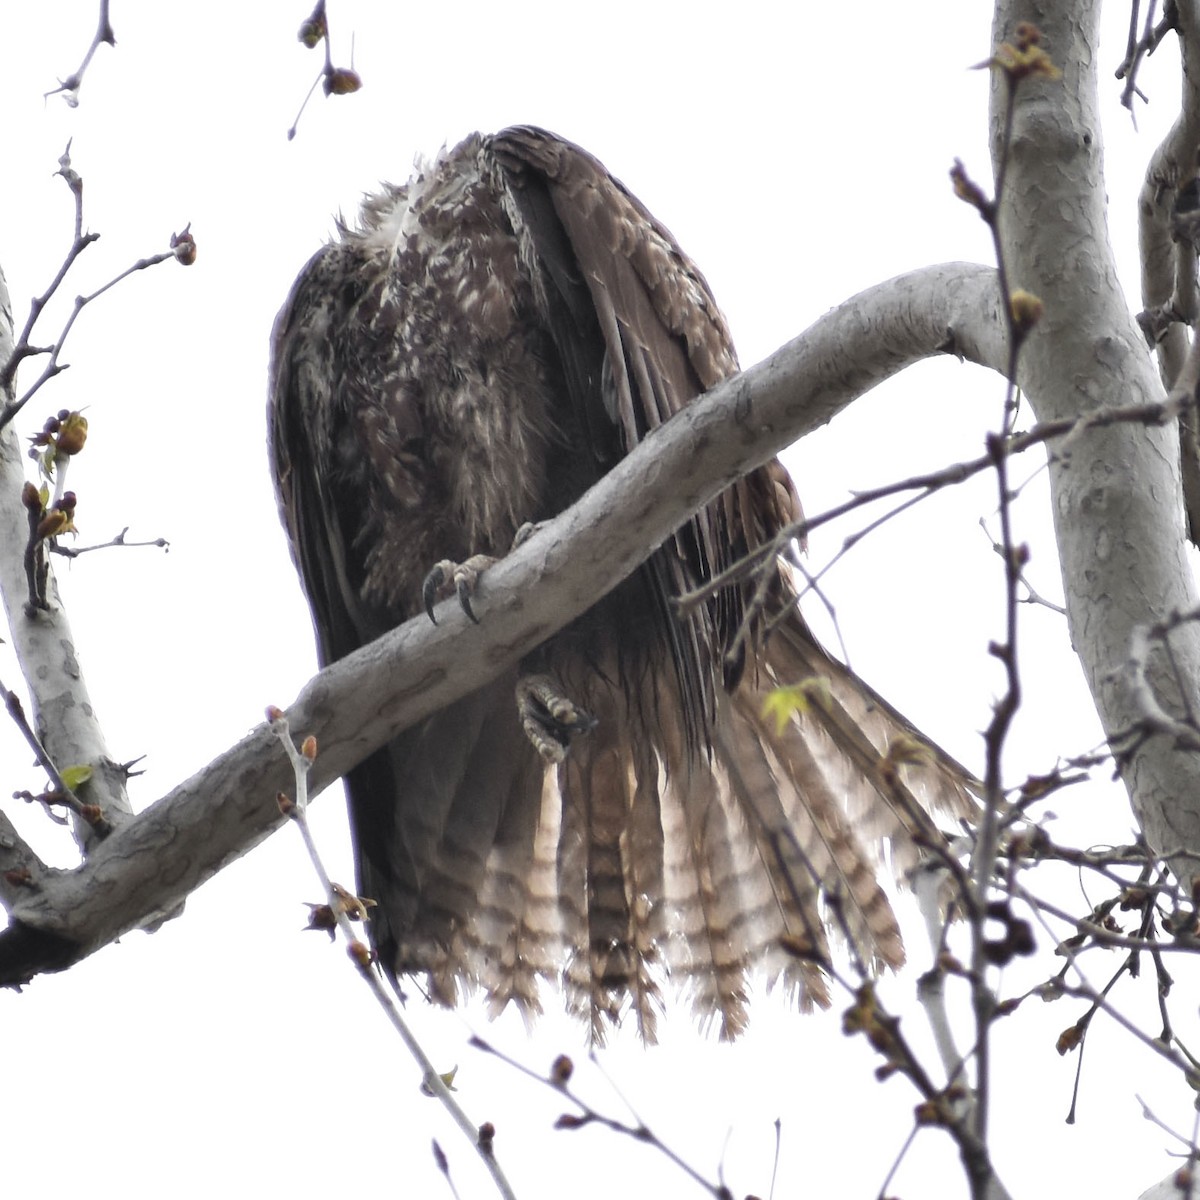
[993, 1, 1200, 873]
[0, 260, 1008, 977]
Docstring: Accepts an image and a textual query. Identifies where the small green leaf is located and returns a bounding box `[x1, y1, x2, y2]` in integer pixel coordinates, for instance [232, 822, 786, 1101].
[60, 764, 93, 792]
[761, 678, 832, 735]
[421, 1066, 459, 1095]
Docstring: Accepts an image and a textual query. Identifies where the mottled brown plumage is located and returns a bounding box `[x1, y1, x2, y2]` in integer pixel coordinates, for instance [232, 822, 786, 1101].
[268, 126, 973, 1041]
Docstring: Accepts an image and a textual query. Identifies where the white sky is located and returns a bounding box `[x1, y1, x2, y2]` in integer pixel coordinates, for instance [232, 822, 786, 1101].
[0, 3, 1192, 1197]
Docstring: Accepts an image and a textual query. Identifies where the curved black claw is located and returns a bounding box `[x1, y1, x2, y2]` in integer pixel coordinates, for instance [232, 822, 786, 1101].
[455, 574, 479, 623]
[422, 562, 449, 624]
[421, 555, 493, 625]
[516, 674, 597, 763]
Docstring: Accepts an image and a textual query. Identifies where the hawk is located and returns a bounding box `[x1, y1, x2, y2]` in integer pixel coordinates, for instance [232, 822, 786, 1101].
[269, 126, 972, 1041]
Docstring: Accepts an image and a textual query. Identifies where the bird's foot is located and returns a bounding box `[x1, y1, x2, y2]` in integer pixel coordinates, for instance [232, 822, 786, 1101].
[511, 520, 545, 549]
[516, 674, 597, 763]
[422, 525, 546, 624]
[422, 554, 496, 624]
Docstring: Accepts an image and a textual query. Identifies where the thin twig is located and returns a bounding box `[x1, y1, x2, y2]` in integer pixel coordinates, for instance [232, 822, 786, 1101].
[268, 711, 518, 1200]
[288, 0, 362, 140]
[674, 395, 1184, 623]
[45, 0, 115, 105]
[51, 527, 169, 558]
[0, 146, 190, 430]
[469, 1035, 732, 1199]
[0, 674, 110, 836]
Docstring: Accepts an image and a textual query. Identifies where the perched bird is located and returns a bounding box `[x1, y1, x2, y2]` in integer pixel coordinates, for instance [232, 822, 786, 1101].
[268, 126, 973, 1041]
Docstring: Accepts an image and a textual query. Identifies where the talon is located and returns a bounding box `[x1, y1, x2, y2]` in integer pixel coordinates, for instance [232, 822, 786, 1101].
[456, 574, 479, 624]
[422, 561, 452, 623]
[511, 520, 544, 550]
[421, 555, 494, 623]
[517, 674, 597, 762]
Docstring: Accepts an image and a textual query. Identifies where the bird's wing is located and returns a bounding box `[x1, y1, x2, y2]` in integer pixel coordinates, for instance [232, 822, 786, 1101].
[487, 127, 781, 737]
[268, 243, 383, 665]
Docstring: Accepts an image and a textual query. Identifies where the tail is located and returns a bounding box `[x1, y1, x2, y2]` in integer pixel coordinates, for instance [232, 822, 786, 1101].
[355, 607, 974, 1043]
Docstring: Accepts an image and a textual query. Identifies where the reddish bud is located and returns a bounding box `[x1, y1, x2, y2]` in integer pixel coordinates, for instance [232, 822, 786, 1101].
[36, 508, 71, 540]
[305, 902, 337, 938]
[346, 939, 374, 968]
[1008, 918, 1035, 956]
[329, 882, 376, 922]
[1056, 1024, 1083, 1055]
[550, 1054, 574, 1086]
[301, 735, 318, 761]
[298, 15, 326, 47]
[54, 412, 88, 455]
[1014, 21, 1041, 48]
[914, 1099, 948, 1127]
[950, 158, 990, 213]
[171, 224, 197, 266]
[324, 67, 362, 95]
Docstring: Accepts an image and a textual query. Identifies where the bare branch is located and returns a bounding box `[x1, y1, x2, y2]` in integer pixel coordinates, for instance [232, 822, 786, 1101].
[0, 675, 109, 835]
[270, 712, 518, 1200]
[0, 264, 132, 853]
[288, 0, 362, 140]
[1115, 0, 1177, 112]
[995, 0, 1200, 909]
[0, 147, 193, 430]
[0, 260, 1007, 982]
[44, 0, 115, 106]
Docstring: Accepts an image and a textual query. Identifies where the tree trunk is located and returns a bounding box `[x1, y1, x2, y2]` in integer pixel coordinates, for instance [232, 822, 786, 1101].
[993, 0, 1200, 866]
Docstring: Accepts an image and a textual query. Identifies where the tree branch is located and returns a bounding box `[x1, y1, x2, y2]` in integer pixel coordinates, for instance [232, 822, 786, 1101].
[1137, 0, 1200, 538]
[0, 259, 1007, 984]
[993, 3, 1200, 916]
[0, 265, 132, 855]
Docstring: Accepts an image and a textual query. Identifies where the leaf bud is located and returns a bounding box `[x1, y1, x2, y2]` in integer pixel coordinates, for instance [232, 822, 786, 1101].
[324, 67, 362, 95]
[477, 1122, 495, 1155]
[1009, 289, 1045, 334]
[347, 938, 374, 969]
[298, 15, 326, 47]
[171, 224, 197, 266]
[1056, 1023, 1083, 1055]
[550, 1054, 574, 1086]
[54, 412, 88, 455]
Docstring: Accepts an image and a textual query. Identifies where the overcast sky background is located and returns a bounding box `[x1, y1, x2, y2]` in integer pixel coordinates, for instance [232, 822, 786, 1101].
[0, 3, 1193, 1197]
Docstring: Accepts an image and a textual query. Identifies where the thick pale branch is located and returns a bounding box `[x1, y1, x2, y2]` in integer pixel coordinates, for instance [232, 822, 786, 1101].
[1138, 0, 1200, 383]
[1138, 0, 1200, 536]
[0, 267, 131, 853]
[0, 260, 1007, 983]
[993, 4, 1200, 887]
